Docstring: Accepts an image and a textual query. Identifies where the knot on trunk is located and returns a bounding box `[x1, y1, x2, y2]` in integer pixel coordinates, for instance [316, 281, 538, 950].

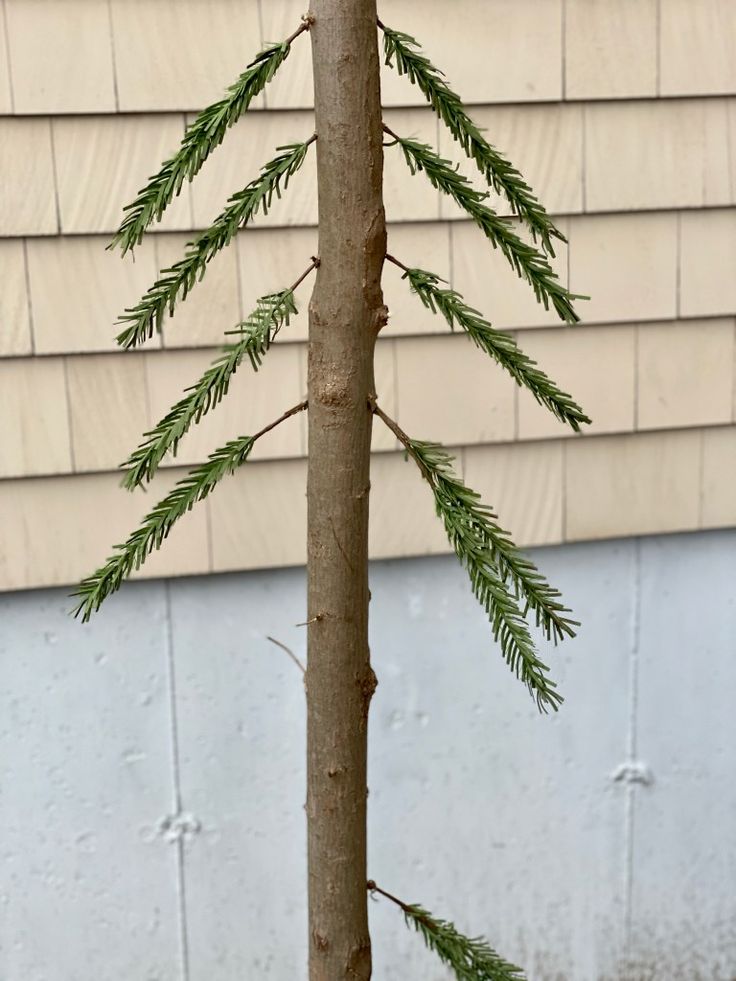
[313, 378, 353, 410]
[359, 665, 378, 720]
[372, 304, 390, 335]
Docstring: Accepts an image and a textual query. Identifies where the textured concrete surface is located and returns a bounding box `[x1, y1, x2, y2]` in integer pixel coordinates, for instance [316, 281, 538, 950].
[1, 530, 735, 980]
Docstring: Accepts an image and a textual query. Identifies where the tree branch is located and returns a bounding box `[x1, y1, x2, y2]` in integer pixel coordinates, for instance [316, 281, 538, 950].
[73, 401, 307, 622]
[267, 635, 306, 675]
[367, 880, 526, 980]
[384, 256, 591, 432]
[115, 137, 317, 349]
[383, 129, 585, 326]
[121, 258, 319, 489]
[372, 402, 572, 712]
[110, 21, 312, 254]
[380, 22, 563, 255]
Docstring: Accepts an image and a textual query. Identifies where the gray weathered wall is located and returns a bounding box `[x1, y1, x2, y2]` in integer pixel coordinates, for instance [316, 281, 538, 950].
[1, 530, 735, 980]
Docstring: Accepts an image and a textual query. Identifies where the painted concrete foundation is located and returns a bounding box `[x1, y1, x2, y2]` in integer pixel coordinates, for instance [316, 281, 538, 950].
[1, 530, 735, 980]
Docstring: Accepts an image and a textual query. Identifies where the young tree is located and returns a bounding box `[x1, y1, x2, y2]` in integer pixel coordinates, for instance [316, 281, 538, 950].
[74, 4, 589, 979]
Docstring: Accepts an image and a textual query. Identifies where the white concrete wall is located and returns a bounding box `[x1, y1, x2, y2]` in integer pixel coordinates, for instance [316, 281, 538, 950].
[1, 530, 735, 980]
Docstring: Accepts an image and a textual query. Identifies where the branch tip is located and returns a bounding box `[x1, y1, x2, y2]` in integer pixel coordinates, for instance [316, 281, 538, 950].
[267, 635, 306, 675]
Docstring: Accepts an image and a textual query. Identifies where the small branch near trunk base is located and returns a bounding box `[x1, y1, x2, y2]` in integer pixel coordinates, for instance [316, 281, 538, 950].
[267, 635, 306, 675]
[367, 880, 526, 980]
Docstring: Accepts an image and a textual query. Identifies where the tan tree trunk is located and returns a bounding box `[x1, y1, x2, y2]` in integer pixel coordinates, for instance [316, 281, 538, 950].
[306, 1, 387, 978]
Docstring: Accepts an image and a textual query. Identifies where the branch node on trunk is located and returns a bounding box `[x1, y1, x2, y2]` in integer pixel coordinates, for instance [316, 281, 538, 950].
[373, 303, 390, 335]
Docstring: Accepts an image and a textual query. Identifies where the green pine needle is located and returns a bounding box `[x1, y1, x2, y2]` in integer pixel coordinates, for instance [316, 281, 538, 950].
[115, 138, 314, 349]
[369, 882, 525, 981]
[111, 27, 308, 255]
[403, 904, 525, 981]
[413, 441, 566, 712]
[395, 263, 590, 432]
[75, 437, 254, 621]
[386, 131, 584, 326]
[374, 406, 573, 710]
[73, 401, 306, 622]
[120, 290, 298, 490]
[381, 22, 563, 256]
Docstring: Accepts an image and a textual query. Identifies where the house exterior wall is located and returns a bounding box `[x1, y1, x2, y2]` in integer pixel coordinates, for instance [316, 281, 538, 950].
[1, 3, 735, 979]
[2, 531, 736, 980]
[0, 0, 735, 589]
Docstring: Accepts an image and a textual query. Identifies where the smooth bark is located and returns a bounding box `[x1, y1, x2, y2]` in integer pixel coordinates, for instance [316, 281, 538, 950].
[306, 2, 387, 978]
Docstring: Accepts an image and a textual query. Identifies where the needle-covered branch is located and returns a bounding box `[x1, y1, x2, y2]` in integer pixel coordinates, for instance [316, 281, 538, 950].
[368, 881, 525, 981]
[385, 128, 583, 325]
[74, 401, 307, 622]
[111, 20, 312, 254]
[121, 259, 318, 489]
[116, 137, 316, 349]
[386, 257, 590, 432]
[380, 22, 563, 255]
[373, 404, 572, 711]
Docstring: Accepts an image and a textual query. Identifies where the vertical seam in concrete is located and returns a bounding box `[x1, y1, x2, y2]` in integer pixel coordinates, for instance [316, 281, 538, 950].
[21, 238, 36, 354]
[1, 0, 15, 112]
[164, 582, 191, 981]
[623, 537, 642, 963]
[106, 0, 120, 112]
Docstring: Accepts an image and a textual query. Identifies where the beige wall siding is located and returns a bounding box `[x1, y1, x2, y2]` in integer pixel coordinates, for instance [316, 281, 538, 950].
[5, 100, 736, 236]
[1, 0, 736, 591]
[3, 1, 736, 114]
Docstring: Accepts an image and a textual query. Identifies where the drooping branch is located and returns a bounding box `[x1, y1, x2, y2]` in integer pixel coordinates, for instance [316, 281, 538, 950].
[73, 401, 307, 621]
[372, 402, 571, 712]
[116, 137, 316, 349]
[384, 127, 584, 326]
[379, 21, 563, 255]
[121, 258, 318, 489]
[367, 881, 525, 981]
[386, 256, 590, 432]
[110, 19, 313, 255]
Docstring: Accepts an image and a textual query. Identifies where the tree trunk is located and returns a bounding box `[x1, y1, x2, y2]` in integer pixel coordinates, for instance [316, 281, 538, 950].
[306, 2, 387, 978]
